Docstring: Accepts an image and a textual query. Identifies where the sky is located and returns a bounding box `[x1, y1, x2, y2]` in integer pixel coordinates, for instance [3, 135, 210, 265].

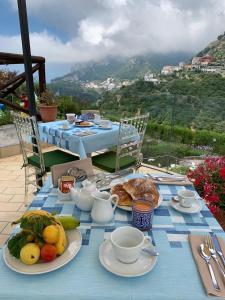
[1, 0, 225, 80]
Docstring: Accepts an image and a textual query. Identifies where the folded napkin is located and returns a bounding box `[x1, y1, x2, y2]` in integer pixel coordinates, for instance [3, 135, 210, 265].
[189, 234, 225, 298]
[73, 131, 97, 137]
[149, 175, 192, 186]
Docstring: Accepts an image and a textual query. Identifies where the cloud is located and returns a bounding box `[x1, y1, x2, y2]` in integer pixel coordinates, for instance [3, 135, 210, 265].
[5, 0, 225, 65]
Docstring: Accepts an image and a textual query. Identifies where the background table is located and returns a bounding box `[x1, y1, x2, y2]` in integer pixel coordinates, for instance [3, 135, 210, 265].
[38, 121, 120, 159]
[0, 174, 225, 300]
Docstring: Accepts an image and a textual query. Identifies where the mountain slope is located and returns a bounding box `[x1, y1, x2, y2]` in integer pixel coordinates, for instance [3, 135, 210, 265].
[52, 52, 191, 82]
[197, 32, 225, 64]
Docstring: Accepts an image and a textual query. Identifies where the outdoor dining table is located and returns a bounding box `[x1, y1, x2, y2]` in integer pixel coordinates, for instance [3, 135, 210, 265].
[38, 120, 120, 159]
[0, 173, 225, 300]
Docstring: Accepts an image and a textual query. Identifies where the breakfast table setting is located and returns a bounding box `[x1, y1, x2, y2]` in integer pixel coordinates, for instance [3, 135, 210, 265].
[38, 113, 122, 159]
[1, 166, 225, 300]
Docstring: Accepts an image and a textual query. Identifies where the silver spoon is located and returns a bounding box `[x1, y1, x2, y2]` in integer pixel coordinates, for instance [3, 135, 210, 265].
[142, 248, 159, 256]
[199, 243, 220, 291]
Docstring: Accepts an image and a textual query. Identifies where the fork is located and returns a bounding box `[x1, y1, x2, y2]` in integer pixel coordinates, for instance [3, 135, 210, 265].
[199, 243, 220, 290]
[205, 235, 225, 279]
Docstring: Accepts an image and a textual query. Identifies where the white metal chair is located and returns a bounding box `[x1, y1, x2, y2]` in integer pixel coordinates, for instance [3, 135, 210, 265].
[11, 111, 78, 204]
[92, 113, 149, 172]
[81, 110, 100, 115]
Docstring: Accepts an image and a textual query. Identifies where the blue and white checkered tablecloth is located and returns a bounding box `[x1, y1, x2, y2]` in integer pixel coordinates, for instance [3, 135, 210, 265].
[38, 121, 120, 158]
[0, 174, 225, 300]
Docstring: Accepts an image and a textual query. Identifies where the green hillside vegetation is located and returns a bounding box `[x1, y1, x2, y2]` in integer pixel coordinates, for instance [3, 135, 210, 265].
[101, 73, 225, 131]
[49, 81, 100, 102]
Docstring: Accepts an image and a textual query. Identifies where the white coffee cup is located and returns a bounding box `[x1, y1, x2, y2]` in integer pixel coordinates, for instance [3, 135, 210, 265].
[100, 119, 112, 128]
[111, 226, 151, 264]
[177, 190, 196, 208]
[66, 113, 76, 124]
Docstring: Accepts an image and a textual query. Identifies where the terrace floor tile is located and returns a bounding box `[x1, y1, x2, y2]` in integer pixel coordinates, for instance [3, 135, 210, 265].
[0, 202, 22, 212]
[3, 187, 25, 195]
[0, 212, 23, 222]
[0, 234, 9, 247]
[0, 222, 8, 232]
[2, 223, 16, 235]
[0, 195, 14, 202]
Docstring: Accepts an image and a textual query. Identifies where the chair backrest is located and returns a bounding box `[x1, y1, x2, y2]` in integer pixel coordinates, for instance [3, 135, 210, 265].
[115, 113, 149, 171]
[81, 109, 100, 115]
[10, 111, 45, 174]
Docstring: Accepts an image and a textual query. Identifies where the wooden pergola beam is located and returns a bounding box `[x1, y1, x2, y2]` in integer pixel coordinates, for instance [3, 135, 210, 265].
[0, 63, 39, 91]
[0, 52, 45, 65]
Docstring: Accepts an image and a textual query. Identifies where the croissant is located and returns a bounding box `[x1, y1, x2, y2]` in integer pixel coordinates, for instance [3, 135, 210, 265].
[111, 184, 132, 206]
[112, 178, 159, 208]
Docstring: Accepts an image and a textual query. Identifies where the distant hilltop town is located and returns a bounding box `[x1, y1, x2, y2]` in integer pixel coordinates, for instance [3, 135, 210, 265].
[70, 54, 224, 91]
[161, 54, 225, 75]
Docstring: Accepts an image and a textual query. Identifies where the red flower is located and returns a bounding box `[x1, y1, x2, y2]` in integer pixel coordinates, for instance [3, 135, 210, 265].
[208, 204, 220, 216]
[187, 156, 225, 212]
[207, 194, 220, 203]
[194, 177, 201, 186]
[204, 183, 212, 194]
[219, 167, 225, 180]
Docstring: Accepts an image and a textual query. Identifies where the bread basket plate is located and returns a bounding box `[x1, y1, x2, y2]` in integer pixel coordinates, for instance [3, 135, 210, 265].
[3, 229, 82, 275]
[111, 193, 163, 212]
[75, 122, 94, 127]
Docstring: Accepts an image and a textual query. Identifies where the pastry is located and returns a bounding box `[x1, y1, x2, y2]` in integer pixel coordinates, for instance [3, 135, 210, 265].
[111, 184, 132, 206]
[80, 121, 90, 126]
[120, 178, 159, 208]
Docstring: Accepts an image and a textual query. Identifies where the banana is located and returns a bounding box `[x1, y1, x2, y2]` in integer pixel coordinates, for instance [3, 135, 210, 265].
[54, 222, 67, 255]
[12, 210, 54, 225]
[56, 216, 80, 230]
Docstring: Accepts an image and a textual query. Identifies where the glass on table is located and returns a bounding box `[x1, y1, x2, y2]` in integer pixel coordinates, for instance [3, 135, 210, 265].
[87, 173, 111, 189]
[132, 194, 154, 231]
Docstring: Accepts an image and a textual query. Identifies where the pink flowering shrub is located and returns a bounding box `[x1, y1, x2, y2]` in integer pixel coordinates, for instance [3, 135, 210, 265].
[187, 157, 225, 215]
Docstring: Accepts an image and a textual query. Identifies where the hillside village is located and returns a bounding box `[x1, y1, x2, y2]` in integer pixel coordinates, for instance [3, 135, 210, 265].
[79, 53, 225, 91]
[51, 33, 225, 92]
[161, 54, 225, 76]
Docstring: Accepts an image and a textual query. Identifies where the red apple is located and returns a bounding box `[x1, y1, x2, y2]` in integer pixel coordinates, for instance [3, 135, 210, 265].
[40, 244, 57, 262]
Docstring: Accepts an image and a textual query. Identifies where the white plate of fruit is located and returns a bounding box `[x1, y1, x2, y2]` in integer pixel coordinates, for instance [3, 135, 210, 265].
[3, 210, 82, 275]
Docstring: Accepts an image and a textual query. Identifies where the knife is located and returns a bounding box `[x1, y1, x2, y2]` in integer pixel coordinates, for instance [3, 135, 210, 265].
[211, 234, 225, 268]
[148, 174, 186, 182]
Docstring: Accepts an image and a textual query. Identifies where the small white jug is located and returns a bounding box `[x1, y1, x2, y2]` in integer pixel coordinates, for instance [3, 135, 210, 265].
[91, 191, 119, 223]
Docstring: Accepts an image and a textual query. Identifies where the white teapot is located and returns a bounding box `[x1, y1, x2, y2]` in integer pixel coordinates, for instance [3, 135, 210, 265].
[91, 191, 119, 224]
[70, 180, 96, 211]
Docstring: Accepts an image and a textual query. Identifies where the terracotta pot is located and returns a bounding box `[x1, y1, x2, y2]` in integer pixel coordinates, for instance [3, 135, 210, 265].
[39, 105, 58, 122]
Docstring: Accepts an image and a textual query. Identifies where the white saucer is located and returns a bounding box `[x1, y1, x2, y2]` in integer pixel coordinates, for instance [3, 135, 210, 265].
[169, 199, 201, 214]
[59, 125, 72, 130]
[99, 240, 157, 277]
[98, 126, 112, 130]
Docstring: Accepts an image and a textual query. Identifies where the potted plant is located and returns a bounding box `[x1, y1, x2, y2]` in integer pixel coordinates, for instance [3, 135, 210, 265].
[39, 90, 58, 122]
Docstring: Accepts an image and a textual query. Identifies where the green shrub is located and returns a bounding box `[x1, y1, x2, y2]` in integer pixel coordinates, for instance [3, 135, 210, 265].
[146, 121, 225, 153]
[0, 110, 12, 125]
[142, 138, 205, 161]
[168, 165, 189, 175]
[57, 96, 80, 118]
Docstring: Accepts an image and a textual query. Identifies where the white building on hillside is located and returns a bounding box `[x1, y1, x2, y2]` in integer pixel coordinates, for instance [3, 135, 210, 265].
[144, 73, 160, 84]
[161, 65, 181, 75]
